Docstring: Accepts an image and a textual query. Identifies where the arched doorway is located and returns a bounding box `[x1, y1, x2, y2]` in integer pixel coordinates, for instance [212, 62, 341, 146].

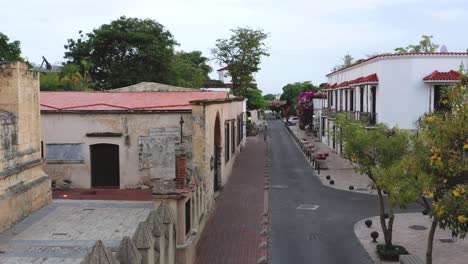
[213, 113, 221, 192]
[90, 143, 120, 188]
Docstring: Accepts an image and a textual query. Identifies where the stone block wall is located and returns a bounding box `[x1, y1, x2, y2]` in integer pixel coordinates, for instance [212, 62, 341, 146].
[0, 62, 51, 232]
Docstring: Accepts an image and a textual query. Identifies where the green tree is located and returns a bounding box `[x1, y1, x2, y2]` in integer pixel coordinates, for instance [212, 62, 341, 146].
[211, 27, 269, 91]
[335, 115, 411, 251]
[40, 62, 92, 91]
[0, 32, 24, 62]
[168, 51, 211, 88]
[342, 53, 354, 67]
[375, 69, 467, 264]
[64, 16, 178, 89]
[263, 93, 276, 101]
[279, 81, 319, 117]
[395, 35, 439, 53]
[237, 88, 267, 110]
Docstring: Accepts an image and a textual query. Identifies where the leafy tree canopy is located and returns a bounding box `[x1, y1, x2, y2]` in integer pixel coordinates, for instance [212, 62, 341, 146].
[237, 88, 267, 110]
[40, 62, 93, 91]
[280, 81, 319, 106]
[168, 51, 211, 88]
[263, 93, 276, 101]
[395, 35, 439, 53]
[64, 16, 178, 90]
[0, 32, 26, 62]
[211, 27, 269, 90]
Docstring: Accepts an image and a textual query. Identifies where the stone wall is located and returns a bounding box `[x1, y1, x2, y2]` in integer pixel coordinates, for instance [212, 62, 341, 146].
[41, 112, 193, 188]
[0, 62, 51, 232]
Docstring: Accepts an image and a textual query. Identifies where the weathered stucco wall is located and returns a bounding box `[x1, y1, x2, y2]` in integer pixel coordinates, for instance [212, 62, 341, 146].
[0, 62, 51, 232]
[191, 99, 245, 210]
[41, 112, 193, 188]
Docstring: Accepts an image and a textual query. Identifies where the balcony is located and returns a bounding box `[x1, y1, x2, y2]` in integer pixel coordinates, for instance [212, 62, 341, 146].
[322, 109, 377, 126]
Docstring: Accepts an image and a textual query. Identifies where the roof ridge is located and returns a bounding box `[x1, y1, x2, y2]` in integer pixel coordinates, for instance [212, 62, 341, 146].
[327, 52, 468, 77]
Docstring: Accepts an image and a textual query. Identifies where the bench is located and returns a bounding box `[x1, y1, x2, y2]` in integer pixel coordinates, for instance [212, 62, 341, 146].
[400, 255, 424, 264]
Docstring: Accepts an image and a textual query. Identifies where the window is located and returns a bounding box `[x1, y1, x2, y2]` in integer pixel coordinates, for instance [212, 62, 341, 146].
[225, 122, 230, 163]
[434, 85, 449, 111]
[185, 199, 191, 236]
[330, 91, 333, 106]
[45, 143, 85, 162]
[350, 89, 354, 111]
[334, 91, 338, 108]
[231, 120, 235, 154]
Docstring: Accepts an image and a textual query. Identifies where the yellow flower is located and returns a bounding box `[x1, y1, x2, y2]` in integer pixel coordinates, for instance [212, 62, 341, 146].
[461, 86, 466, 91]
[452, 185, 465, 197]
[443, 178, 448, 184]
[426, 116, 436, 123]
[441, 99, 448, 105]
[423, 189, 434, 197]
[458, 215, 467, 224]
[436, 207, 445, 217]
[464, 143, 468, 150]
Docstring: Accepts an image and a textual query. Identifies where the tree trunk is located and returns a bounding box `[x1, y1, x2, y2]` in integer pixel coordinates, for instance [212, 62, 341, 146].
[426, 219, 438, 264]
[377, 188, 392, 247]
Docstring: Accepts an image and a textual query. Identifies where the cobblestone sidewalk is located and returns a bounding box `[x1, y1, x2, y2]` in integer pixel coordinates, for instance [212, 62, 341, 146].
[195, 135, 268, 264]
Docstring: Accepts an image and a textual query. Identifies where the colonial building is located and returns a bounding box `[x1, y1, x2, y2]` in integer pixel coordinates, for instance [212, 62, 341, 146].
[40, 88, 247, 263]
[0, 62, 51, 232]
[319, 52, 468, 151]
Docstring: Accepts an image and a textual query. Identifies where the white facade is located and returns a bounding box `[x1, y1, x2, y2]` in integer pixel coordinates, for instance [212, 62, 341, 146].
[320, 53, 468, 151]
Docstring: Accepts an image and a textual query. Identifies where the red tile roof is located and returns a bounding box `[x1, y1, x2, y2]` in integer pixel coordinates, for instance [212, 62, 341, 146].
[362, 73, 378, 83]
[40, 91, 229, 111]
[327, 74, 379, 89]
[327, 52, 468, 76]
[423, 70, 460, 82]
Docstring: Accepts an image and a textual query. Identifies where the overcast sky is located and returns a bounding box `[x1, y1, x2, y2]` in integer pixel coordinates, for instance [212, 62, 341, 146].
[2, 0, 467, 94]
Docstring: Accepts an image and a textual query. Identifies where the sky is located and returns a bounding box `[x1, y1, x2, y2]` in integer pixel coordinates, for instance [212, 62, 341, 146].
[2, 0, 468, 94]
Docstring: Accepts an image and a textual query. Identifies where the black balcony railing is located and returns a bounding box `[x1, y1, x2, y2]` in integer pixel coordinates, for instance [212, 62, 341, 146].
[322, 109, 377, 126]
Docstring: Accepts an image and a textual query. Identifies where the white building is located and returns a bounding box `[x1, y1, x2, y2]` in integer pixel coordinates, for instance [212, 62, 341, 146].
[319, 52, 468, 151]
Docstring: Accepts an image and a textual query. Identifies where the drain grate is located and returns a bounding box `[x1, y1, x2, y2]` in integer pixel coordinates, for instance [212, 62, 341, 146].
[408, 225, 428, 230]
[439, 238, 455, 243]
[356, 188, 368, 191]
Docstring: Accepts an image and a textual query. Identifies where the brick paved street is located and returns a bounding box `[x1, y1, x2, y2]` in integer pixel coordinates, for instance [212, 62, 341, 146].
[195, 135, 267, 264]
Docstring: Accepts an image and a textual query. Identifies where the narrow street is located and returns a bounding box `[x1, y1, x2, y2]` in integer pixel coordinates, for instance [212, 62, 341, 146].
[268, 119, 378, 264]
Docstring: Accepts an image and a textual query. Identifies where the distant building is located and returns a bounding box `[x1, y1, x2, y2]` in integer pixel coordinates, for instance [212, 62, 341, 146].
[319, 52, 468, 152]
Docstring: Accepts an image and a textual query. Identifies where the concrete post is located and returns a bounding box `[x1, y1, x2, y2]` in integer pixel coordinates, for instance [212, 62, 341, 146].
[81, 240, 119, 264]
[145, 210, 163, 264]
[132, 222, 155, 264]
[116, 236, 142, 264]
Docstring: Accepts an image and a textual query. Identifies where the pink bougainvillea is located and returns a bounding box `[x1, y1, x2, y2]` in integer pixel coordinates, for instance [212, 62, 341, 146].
[296, 91, 317, 127]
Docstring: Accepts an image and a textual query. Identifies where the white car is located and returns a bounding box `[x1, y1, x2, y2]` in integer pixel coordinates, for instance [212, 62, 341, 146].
[288, 116, 299, 124]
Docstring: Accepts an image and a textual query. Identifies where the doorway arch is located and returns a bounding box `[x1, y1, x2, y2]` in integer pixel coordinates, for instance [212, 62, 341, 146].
[90, 143, 120, 188]
[213, 112, 221, 192]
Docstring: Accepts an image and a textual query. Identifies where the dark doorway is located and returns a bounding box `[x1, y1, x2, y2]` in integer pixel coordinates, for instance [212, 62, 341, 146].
[90, 144, 120, 188]
[213, 113, 221, 192]
[370, 86, 376, 113]
[332, 125, 336, 149]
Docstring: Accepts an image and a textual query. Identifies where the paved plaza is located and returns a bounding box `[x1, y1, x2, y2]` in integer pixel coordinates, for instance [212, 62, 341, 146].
[0, 200, 152, 264]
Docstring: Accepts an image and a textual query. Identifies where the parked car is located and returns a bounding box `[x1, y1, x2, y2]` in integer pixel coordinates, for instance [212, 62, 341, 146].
[288, 116, 299, 124]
